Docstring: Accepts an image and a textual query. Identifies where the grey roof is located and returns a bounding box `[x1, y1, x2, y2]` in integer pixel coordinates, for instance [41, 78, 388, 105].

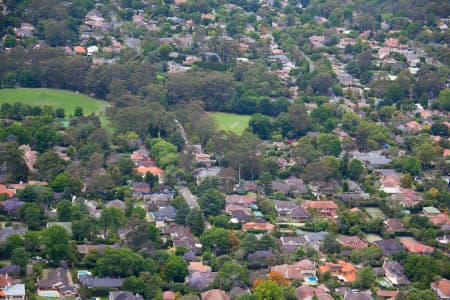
[79, 275, 124, 288]
[3, 284, 26, 297]
[350, 151, 391, 167]
[336, 287, 373, 300]
[0, 226, 27, 242]
[109, 291, 144, 300]
[152, 206, 177, 221]
[374, 239, 406, 256]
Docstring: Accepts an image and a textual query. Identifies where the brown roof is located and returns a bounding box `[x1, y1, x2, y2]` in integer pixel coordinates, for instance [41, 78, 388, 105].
[162, 291, 176, 300]
[302, 200, 337, 210]
[189, 262, 211, 273]
[201, 289, 230, 300]
[400, 239, 434, 254]
[242, 222, 275, 231]
[338, 236, 367, 249]
[432, 278, 450, 297]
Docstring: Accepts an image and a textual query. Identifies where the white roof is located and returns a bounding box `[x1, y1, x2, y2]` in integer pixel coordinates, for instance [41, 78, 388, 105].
[4, 284, 25, 296]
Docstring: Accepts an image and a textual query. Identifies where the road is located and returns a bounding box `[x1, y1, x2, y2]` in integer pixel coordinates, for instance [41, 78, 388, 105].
[176, 186, 198, 208]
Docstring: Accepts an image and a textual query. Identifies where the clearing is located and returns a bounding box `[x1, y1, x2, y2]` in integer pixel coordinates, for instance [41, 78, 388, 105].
[364, 207, 387, 219]
[210, 112, 251, 135]
[0, 88, 106, 116]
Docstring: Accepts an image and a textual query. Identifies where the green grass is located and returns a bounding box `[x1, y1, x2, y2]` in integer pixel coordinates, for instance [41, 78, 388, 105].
[364, 207, 386, 219]
[210, 112, 251, 135]
[0, 88, 106, 116]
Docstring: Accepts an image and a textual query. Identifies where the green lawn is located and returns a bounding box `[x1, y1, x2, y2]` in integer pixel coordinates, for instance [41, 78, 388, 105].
[210, 112, 251, 135]
[364, 207, 386, 219]
[0, 88, 106, 116]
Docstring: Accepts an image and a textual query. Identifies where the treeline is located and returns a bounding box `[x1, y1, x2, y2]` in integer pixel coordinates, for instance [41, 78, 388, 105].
[0, 47, 292, 116]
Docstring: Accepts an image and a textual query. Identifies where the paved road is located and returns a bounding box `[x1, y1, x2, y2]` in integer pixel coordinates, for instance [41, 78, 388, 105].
[176, 186, 198, 208]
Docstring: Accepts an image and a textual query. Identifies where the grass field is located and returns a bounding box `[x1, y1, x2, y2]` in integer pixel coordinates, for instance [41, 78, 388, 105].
[364, 207, 386, 219]
[210, 112, 251, 135]
[0, 88, 106, 115]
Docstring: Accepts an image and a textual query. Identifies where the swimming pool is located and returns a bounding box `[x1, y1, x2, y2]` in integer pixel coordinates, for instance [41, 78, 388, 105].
[38, 290, 60, 297]
[307, 276, 318, 282]
[78, 270, 92, 279]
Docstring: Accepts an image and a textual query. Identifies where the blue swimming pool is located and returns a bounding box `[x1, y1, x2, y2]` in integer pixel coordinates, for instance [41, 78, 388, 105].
[306, 276, 318, 283]
[38, 291, 59, 297]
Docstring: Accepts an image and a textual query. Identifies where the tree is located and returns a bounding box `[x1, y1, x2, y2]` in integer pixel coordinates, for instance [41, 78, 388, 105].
[200, 227, 229, 255]
[347, 159, 365, 181]
[0, 142, 29, 182]
[34, 125, 57, 152]
[74, 106, 83, 117]
[268, 271, 290, 286]
[353, 266, 375, 289]
[317, 133, 341, 156]
[43, 225, 71, 266]
[214, 261, 249, 291]
[406, 288, 440, 300]
[99, 207, 125, 235]
[404, 255, 439, 289]
[198, 188, 225, 217]
[35, 150, 67, 181]
[430, 123, 448, 137]
[57, 200, 74, 221]
[19, 203, 45, 230]
[165, 255, 188, 282]
[438, 88, 450, 111]
[185, 208, 205, 236]
[72, 216, 98, 242]
[320, 233, 340, 254]
[254, 280, 283, 300]
[249, 114, 274, 140]
[288, 103, 310, 136]
[11, 247, 30, 273]
[97, 247, 147, 277]
[310, 73, 333, 95]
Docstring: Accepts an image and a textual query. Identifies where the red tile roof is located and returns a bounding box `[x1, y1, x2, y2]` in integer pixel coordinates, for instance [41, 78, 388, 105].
[400, 239, 434, 254]
[432, 278, 450, 298]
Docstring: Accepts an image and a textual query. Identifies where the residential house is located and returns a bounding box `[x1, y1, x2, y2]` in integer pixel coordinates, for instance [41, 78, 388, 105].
[319, 261, 357, 282]
[400, 239, 434, 254]
[302, 201, 338, 218]
[0, 274, 12, 289]
[73, 46, 86, 55]
[270, 259, 315, 280]
[187, 271, 217, 291]
[295, 285, 332, 300]
[15, 23, 34, 38]
[193, 167, 221, 185]
[105, 200, 126, 211]
[0, 185, 15, 198]
[376, 289, 399, 300]
[79, 275, 124, 289]
[132, 182, 151, 196]
[242, 222, 275, 232]
[423, 206, 441, 217]
[0, 226, 27, 243]
[333, 193, 369, 202]
[229, 210, 251, 224]
[405, 121, 422, 132]
[383, 260, 410, 285]
[350, 151, 391, 168]
[145, 193, 174, 210]
[136, 166, 164, 183]
[162, 291, 176, 300]
[0, 283, 26, 300]
[393, 188, 423, 207]
[280, 236, 308, 252]
[338, 236, 367, 249]
[37, 268, 78, 298]
[374, 240, 406, 256]
[151, 206, 177, 223]
[109, 291, 144, 300]
[201, 289, 230, 300]
[188, 262, 211, 273]
[226, 195, 257, 207]
[336, 287, 373, 300]
[431, 213, 450, 226]
[161, 225, 202, 253]
[431, 278, 450, 299]
[384, 219, 405, 233]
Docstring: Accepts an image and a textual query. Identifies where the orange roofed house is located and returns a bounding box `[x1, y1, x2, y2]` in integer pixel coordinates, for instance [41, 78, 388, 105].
[431, 278, 450, 299]
[319, 261, 356, 283]
[302, 201, 338, 218]
[73, 46, 86, 55]
[0, 185, 15, 198]
[400, 239, 434, 254]
[136, 166, 164, 183]
[242, 222, 275, 232]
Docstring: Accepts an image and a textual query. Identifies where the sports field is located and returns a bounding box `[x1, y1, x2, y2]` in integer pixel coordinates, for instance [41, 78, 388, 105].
[0, 88, 106, 115]
[210, 112, 251, 135]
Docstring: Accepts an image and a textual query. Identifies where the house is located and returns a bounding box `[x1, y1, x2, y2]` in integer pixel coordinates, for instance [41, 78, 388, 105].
[374, 239, 406, 256]
[145, 193, 173, 210]
[0, 274, 12, 289]
[337, 236, 367, 249]
[105, 200, 126, 211]
[79, 275, 124, 289]
[0, 283, 26, 300]
[384, 219, 405, 233]
[405, 121, 422, 132]
[187, 271, 217, 291]
[350, 151, 391, 168]
[319, 261, 357, 282]
[161, 225, 202, 253]
[229, 210, 251, 224]
[431, 214, 450, 226]
[383, 260, 410, 285]
[188, 262, 211, 273]
[302, 201, 338, 218]
[376, 289, 399, 300]
[193, 167, 221, 185]
[274, 200, 310, 221]
[242, 222, 275, 232]
[194, 153, 212, 166]
[0, 185, 15, 198]
[423, 206, 441, 217]
[136, 166, 164, 183]
[400, 239, 434, 254]
[226, 195, 257, 206]
[336, 287, 373, 300]
[109, 291, 144, 300]
[201, 289, 230, 300]
[295, 285, 332, 300]
[431, 278, 450, 299]
[270, 259, 315, 280]
[280, 236, 308, 252]
[37, 268, 78, 298]
[162, 291, 176, 300]
[151, 206, 177, 222]
[73, 46, 86, 55]
[0, 226, 27, 243]
[132, 182, 151, 195]
[87, 45, 99, 56]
